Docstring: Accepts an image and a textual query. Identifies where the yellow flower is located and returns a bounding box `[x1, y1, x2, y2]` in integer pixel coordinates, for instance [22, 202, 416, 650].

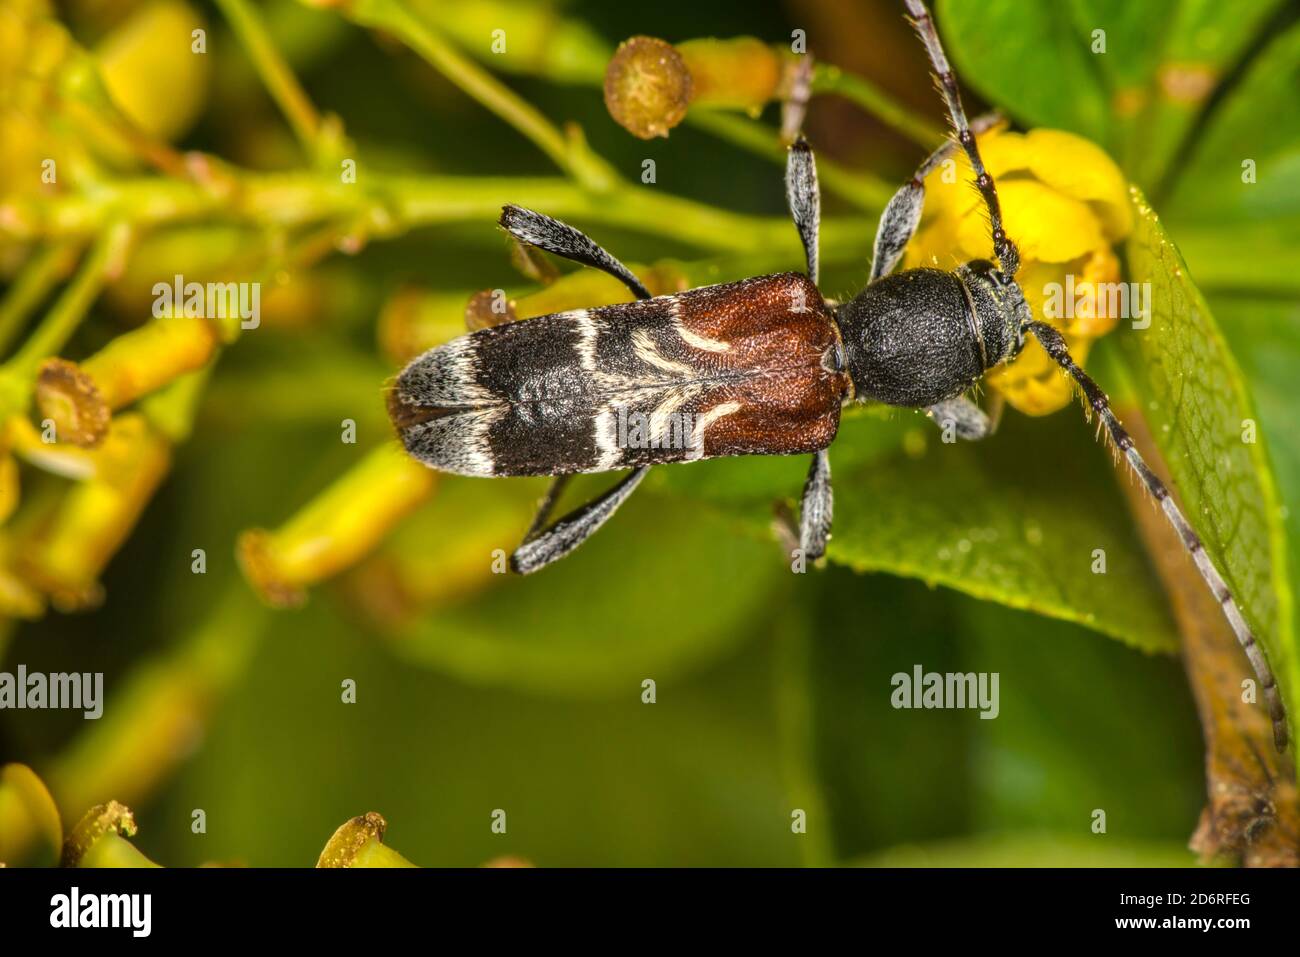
[903, 127, 1133, 415]
[94, 0, 210, 142]
[237, 443, 436, 608]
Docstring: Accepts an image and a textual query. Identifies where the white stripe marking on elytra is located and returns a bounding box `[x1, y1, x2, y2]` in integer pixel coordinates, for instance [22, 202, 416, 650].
[677, 325, 731, 353]
[648, 386, 699, 445]
[670, 294, 730, 352]
[569, 309, 599, 373]
[592, 405, 623, 471]
[687, 400, 742, 460]
[632, 328, 695, 378]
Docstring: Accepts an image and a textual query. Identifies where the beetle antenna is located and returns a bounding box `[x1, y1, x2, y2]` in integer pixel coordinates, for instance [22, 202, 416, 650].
[904, 0, 1019, 277]
[1029, 320, 1289, 753]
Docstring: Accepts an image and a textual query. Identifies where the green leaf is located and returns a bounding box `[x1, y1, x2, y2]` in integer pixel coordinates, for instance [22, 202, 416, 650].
[1116, 189, 1297, 729]
[936, 0, 1110, 144]
[668, 408, 1178, 655]
[824, 414, 1176, 653]
[1088, 0, 1283, 191]
[1155, 15, 1300, 302]
[1163, 17, 1300, 225]
[1172, 219, 1300, 296]
[937, 0, 1285, 190]
[1211, 294, 1300, 715]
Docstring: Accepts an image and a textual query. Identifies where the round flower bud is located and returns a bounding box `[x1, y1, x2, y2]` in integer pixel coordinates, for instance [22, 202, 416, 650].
[604, 36, 693, 140]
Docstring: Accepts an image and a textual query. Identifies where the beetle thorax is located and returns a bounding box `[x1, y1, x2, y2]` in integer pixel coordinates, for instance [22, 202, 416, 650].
[834, 263, 1028, 410]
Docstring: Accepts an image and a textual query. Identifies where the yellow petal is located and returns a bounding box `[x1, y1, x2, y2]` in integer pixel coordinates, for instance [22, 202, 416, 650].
[96, 1, 210, 141]
[1018, 129, 1132, 240]
[988, 335, 1093, 416]
[956, 179, 1104, 265]
[919, 127, 1023, 222]
[1012, 260, 1066, 326]
[1066, 245, 1123, 338]
[902, 217, 966, 271]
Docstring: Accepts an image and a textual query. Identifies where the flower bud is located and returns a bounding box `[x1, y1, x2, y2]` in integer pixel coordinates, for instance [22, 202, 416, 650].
[237, 443, 436, 608]
[605, 35, 789, 139]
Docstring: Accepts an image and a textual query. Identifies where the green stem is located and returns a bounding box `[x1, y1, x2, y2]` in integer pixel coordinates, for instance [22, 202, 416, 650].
[812, 62, 946, 149]
[1, 170, 878, 256]
[217, 0, 323, 158]
[344, 0, 616, 190]
[685, 110, 893, 211]
[2, 223, 128, 378]
[0, 241, 81, 358]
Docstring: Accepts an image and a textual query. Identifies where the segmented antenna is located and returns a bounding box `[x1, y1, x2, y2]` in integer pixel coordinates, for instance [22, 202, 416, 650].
[1030, 321, 1289, 752]
[903, 0, 1020, 277]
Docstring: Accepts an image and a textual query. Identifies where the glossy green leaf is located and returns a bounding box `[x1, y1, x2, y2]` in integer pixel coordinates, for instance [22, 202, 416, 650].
[1164, 19, 1300, 225]
[936, 0, 1110, 143]
[668, 407, 1177, 655]
[824, 414, 1177, 654]
[1115, 190, 1297, 726]
[1211, 294, 1300, 721]
[1091, 0, 1283, 190]
[937, 0, 1285, 190]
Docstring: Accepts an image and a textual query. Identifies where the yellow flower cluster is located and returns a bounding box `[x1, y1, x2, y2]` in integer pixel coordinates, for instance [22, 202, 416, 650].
[904, 127, 1133, 415]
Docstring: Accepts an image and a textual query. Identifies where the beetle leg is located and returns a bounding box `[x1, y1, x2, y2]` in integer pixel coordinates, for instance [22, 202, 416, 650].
[499, 204, 651, 300]
[926, 395, 997, 441]
[798, 449, 833, 560]
[870, 112, 1002, 282]
[785, 137, 820, 285]
[521, 475, 573, 541]
[510, 467, 650, 574]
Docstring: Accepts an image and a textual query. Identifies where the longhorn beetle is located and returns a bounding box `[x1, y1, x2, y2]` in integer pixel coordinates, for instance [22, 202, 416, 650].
[388, 0, 1288, 751]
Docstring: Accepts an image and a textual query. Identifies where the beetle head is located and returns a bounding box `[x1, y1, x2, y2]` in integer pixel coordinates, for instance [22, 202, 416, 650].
[957, 259, 1030, 368]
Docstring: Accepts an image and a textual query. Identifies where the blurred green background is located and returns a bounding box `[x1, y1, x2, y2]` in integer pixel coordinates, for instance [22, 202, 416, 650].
[3, 0, 1298, 866]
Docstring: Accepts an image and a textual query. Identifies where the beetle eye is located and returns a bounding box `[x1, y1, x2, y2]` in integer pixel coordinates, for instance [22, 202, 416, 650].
[824, 342, 846, 373]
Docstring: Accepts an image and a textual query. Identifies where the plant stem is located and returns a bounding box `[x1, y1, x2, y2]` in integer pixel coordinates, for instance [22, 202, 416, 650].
[812, 62, 946, 149]
[0, 241, 81, 358]
[344, 0, 616, 189]
[1, 170, 878, 256]
[685, 110, 893, 211]
[216, 0, 322, 158]
[3, 223, 128, 378]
